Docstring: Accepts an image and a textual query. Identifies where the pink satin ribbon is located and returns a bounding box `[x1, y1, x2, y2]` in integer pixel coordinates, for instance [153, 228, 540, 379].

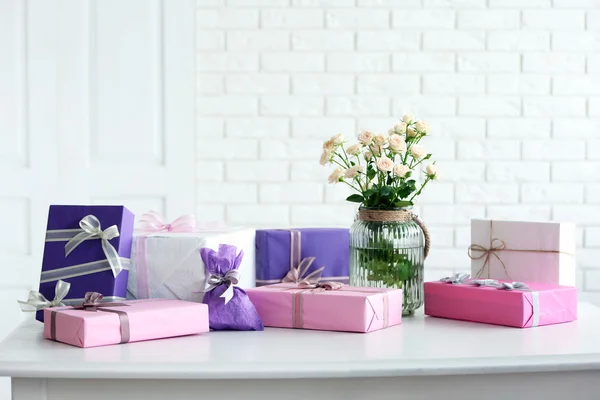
[138, 211, 197, 233]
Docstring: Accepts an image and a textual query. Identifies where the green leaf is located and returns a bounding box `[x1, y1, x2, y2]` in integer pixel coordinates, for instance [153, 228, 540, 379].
[406, 179, 416, 186]
[394, 200, 413, 208]
[346, 194, 364, 203]
[367, 169, 376, 180]
[380, 186, 392, 197]
[363, 189, 376, 199]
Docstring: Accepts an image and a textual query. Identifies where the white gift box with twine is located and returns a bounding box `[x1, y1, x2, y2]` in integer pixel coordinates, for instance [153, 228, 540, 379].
[469, 219, 576, 286]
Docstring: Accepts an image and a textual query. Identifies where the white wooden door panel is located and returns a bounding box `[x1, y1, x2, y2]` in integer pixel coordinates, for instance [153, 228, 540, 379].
[0, 1, 196, 397]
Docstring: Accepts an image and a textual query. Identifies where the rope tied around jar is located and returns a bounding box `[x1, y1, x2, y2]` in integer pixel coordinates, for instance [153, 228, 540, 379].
[357, 209, 430, 259]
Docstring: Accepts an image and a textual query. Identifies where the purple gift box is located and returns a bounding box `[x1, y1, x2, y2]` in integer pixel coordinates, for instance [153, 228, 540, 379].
[255, 228, 349, 287]
[35, 205, 134, 322]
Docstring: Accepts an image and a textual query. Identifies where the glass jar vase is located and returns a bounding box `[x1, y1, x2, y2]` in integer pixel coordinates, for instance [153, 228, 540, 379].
[349, 208, 429, 316]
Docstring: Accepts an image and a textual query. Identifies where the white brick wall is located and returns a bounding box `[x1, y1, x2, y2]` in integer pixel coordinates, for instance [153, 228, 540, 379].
[196, 0, 600, 297]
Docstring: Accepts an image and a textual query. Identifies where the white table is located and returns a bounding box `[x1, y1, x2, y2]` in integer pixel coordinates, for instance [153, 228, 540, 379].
[2, 303, 600, 400]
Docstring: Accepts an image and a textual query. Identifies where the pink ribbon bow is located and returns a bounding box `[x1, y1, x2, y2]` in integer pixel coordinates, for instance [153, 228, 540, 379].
[282, 257, 325, 287]
[297, 280, 344, 291]
[138, 211, 196, 233]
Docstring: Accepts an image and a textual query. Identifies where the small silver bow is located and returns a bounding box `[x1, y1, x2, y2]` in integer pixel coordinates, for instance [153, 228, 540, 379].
[470, 279, 530, 291]
[64, 215, 123, 277]
[202, 270, 241, 305]
[17, 280, 71, 312]
[440, 273, 470, 284]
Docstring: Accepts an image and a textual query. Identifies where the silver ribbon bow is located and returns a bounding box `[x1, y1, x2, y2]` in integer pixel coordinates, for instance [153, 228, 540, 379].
[470, 279, 530, 291]
[17, 280, 71, 312]
[440, 273, 470, 284]
[202, 270, 241, 305]
[64, 215, 123, 277]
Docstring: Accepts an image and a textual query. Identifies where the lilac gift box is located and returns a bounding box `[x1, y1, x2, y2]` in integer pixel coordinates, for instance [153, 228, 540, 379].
[255, 228, 349, 287]
[36, 205, 135, 322]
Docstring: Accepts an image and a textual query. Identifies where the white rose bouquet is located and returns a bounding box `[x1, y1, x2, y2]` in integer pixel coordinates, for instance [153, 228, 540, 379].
[320, 115, 438, 209]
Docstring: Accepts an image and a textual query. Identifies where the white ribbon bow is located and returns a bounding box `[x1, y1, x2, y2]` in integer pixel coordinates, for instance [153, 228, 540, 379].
[17, 280, 71, 312]
[440, 273, 470, 284]
[64, 215, 123, 278]
[202, 270, 241, 305]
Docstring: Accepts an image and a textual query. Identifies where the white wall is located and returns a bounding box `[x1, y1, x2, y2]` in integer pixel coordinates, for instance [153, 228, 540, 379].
[195, 0, 600, 300]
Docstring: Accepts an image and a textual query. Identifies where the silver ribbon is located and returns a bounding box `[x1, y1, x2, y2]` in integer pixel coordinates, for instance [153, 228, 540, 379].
[440, 273, 470, 284]
[64, 215, 123, 278]
[202, 270, 241, 305]
[17, 280, 71, 312]
[470, 279, 530, 291]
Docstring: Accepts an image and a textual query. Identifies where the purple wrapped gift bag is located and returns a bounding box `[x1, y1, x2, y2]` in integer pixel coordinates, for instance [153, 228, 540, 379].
[200, 244, 264, 331]
[18, 205, 134, 322]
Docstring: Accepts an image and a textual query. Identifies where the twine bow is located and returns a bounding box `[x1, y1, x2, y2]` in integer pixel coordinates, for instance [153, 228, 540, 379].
[64, 215, 123, 278]
[282, 257, 325, 287]
[440, 273, 470, 284]
[203, 270, 241, 305]
[468, 237, 511, 280]
[138, 211, 196, 233]
[17, 280, 71, 312]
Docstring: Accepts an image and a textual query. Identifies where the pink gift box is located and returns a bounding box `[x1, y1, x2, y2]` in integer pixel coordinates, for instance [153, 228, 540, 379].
[43, 299, 209, 348]
[245, 283, 402, 333]
[424, 280, 578, 328]
[470, 219, 576, 286]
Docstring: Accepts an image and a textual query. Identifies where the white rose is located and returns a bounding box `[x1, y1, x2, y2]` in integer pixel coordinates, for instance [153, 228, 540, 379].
[416, 121, 430, 135]
[376, 157, 394, 172]
[394, 164, 410, 178]
[388, 134, 407, 153]
[364, 151, 373, 161]
[358, 130, 374, 145]
[406, 127, 418, 137]
[373, 133, 387, 145]
[388, 128, 395, 136]
[410, 145, 426, 159]
[370, 144, 383, 156]
[426, 163, 437, 176]
[426, 164, 439, 180]
[402, 114, 414, 124]
[319, 150, 332, 166]
[346, 143, 362, 156]
[394, 122, 407, 134]
[328, 168, 345, 184]
[344, 165, 365, 179]
[331, 133, 344, 145]
[323, 139, 335, 151]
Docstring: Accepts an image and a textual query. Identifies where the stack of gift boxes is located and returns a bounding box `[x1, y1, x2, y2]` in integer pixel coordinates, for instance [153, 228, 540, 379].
[19, 205, 579, 348]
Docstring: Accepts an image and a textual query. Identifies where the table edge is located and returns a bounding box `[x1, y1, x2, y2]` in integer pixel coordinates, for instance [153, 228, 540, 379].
[3, 354, 600, 380]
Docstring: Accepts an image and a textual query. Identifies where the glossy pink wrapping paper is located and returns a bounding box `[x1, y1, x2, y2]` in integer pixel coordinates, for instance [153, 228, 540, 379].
[43, 299, 209, 348]
[424, 280, 578, 328]
[246, 283, 402, 333]
[470, 219, 576, 286]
